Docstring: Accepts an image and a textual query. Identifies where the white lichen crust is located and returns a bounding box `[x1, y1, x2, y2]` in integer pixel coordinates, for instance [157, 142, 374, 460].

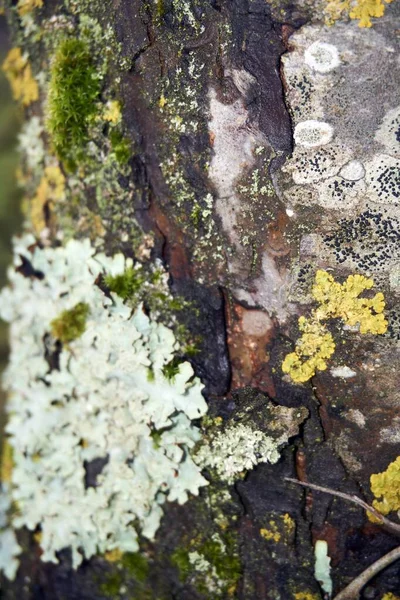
[0, 484, 21, 581]
[304, 41, 340, 74]
[0, 236, 208, 569]
[294, 120, 334, 148]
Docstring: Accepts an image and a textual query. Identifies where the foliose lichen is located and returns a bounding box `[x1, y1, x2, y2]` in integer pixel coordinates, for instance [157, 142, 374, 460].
[282, 269, 387, 383]
[370, 456, 400, 517]
[2, 47, 38, 106]
[0, 484, 21, 581]
[323, 0, 393, 27]
[195, 395, 307, 482]
[0, 235, 208, 572]
[314, 540, 332, 597]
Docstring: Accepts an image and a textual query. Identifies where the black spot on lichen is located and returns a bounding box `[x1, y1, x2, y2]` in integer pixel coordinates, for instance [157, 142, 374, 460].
[323, 208, 400, 272]
[370, 158, 400, 202]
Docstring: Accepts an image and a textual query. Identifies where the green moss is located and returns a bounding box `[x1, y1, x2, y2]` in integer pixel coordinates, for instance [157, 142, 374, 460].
[110, 130, 131, 165]
[100, 572, 123, 597]
[202, 532, 241, 585]
[171, 547, 191, 580]
[121, 552, 149, 582]
[50, 302, 90, 344]
[47, 39, 101, 171]
[162, 357, 182, 381]
[172, 530, 241, 597]
[104, 267, 146, 301]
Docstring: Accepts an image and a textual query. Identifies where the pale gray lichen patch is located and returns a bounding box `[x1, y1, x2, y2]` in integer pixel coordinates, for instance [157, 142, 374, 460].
[195, 404, 307, 483]
[304, 41, 340, 74]
[208, 81, 263, 251]
[293, 120, 334, 148]
[379, 417, 400, 444]
[375, 105, 400, 157]
[0, 236, 208, 569]
[344, 409, 366, 428]
[339, 160, 365, 181]
[365, 154, 400, 204]
[281, 18, 400, 219]
[241, 309, 273, 337]
[196, 423, 281, 483]
[234, 253, 294, 323]
[284, 143, 353, 185]
[330, 366, 357, 379]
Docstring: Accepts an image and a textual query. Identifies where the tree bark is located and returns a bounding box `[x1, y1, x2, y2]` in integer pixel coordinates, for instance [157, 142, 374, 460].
[1, 0, 400, 599]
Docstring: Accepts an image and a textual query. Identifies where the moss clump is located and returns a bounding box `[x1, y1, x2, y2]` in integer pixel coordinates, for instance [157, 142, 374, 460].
[110, 130, 131, 165]
[100, 572, 123, 597]
[162, 357, 182, 382]
[47, 39, 101, 171]
[50, 302, 90, 344]
[121, 552, 149, 582]
[104, 267, 146, 301]
[172, 531, 241, 598]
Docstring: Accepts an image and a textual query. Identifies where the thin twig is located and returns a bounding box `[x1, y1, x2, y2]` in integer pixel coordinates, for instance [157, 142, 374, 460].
[285, 477, 400, 537]
[332, 545, 400, 600]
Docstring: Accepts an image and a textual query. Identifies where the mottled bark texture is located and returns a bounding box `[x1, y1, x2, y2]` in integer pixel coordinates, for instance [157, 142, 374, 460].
[1, 0, 400, 598]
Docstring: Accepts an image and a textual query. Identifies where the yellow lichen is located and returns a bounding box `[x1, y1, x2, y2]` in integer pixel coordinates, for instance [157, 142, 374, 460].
[381, 594, 400, 600]
[30, 166, 65, 233]
[104, 548, 124, 562]
[283, 270, 387, 383]
[349, 0, 393, 27]
[260, 527, 281, 543]
[159, 94, 167, 108]
[1, 438, 14, 483]
[370, 456, 400, 517]
[294, 593, 319, 600]
[103, 100, 121, 124]
[282, 513, 296, 533]
[2, 47, 39, 106]
[17, 0, 43, 16]
[324, 0, 393, 27]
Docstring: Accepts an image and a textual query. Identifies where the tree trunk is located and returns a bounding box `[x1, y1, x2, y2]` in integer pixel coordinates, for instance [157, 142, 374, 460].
[1, 0, 400, 598]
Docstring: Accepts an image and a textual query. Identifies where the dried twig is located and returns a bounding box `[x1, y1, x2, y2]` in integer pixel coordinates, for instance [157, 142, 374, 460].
[332, 545, 400, 600]
[285, 477, 400, 537]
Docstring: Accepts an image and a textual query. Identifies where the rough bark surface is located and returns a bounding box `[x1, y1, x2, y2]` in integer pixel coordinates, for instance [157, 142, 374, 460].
[1, 0, 400, 599]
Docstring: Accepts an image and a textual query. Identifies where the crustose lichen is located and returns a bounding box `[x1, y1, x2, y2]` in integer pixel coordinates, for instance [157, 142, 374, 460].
[282, 270, 388, 383]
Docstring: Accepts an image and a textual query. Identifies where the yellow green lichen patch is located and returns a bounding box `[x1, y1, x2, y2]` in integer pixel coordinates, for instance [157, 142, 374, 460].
[283, 270, 387, 383]
[103, 100, 121, 125]
[1, 438, 14, 484]
[260, 513, 296, 544]
[17, 0, 43, 16]
[30, 165, 65, 233]
[324, 0, 393, 27]
[381, 594, 400, 600]
[260, 525, 281, 543]
[172, 529, 241, 598]
[370, 456, 400, 517]
[50, 302, 90, 344]
[2, 48, 38, 106]
[294, 592, 320, 600]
